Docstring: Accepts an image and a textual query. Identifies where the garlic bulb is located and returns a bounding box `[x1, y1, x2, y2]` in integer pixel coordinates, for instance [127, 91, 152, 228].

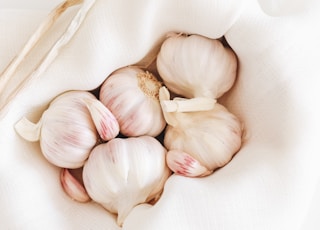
[14, 90, 119, 168]
[156, 34, 237, 99]
[99, 66, 166, 137]
[83, 136, 171, 226]
[159, 87, 242, 177]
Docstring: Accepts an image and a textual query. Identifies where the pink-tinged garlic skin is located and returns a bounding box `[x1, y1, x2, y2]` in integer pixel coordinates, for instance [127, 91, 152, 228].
[99, 66, 166, 137]
[166, 149, 212, 177]
[164, 103, 242, 174]
[157, 34, 237, 99]
[83, 97, 120, 141]
[60, 168, 91, 203]
[40, 91, 98, 168]
[83, 136, 170, 226]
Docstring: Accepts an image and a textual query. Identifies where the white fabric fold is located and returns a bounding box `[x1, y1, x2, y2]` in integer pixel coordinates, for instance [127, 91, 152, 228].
[1, 0, 320, 229]
[257, 0, 317, 16]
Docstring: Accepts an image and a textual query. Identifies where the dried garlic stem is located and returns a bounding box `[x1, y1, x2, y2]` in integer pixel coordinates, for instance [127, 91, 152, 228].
[161, 97, 216, 112]
[0, 0, 95, 118]
[14, 117, 43, 142]
[0, 0, 83, 94]
[159, 86, 179, 127]
[159, 86, 216, 127]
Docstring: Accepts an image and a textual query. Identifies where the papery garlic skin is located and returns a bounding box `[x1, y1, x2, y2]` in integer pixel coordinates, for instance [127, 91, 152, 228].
[83, 97, 120, 141]
[156, 34, 237, 99]
[164, 103, 242, 173]
[83, 136, 170, 226]
[99, 66, 166, 137]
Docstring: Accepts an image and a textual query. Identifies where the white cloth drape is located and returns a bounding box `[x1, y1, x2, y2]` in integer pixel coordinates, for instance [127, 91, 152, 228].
[1, 0, 320, 229]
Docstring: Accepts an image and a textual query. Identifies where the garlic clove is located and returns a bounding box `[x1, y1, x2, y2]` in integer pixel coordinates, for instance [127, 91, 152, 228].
[60, 168, 91, 203]
[83, 136, 170, 226]
[166, 149, 212, 177]
[82, 97, 120, 141]
[99, 66, 166, 137]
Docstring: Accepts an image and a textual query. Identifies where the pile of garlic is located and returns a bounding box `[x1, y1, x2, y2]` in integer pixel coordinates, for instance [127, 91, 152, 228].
[15, 67, 169, 226]
[156, 34, 242, 177]
[14, 33, 242, 226]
